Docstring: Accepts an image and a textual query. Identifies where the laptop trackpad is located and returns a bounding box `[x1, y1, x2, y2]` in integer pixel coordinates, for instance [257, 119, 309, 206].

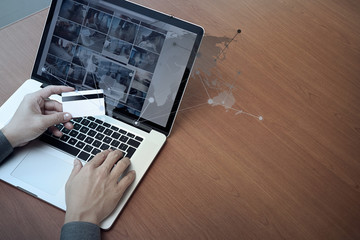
[11, 150, 73, 196]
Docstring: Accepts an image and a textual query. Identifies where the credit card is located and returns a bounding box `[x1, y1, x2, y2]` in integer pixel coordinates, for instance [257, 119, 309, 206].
[62, 89, 105, 118]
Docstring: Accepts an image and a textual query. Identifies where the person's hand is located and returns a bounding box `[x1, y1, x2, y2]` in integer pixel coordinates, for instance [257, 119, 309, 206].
[1, 85, 74, 148]
[64, 150, 136, 225]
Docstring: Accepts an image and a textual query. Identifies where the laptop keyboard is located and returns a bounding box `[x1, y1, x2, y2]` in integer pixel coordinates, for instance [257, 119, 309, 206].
[40, 116, 143, 162]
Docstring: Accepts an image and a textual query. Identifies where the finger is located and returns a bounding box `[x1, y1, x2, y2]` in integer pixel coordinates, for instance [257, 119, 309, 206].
[49, 126, 63, 137]
[37, 85, 74, 99]
[44, 100, 63, 112]
[111, 156, 130, 178]
[117, 170, 136, 194]
[44, 110, 58, 115]
[67, 159, 83, 183]
[89, 150, 112, 168]
[63, 122, 74, 130]
[41, 112, 72, 127]
[102, 150, 123, 173]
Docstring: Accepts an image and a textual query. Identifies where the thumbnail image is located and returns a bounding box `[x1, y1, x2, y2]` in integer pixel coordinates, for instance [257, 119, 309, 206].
[43, 54, 70, 80]
[78, 27, 106, 52]
[84, 69, 99, 89]
[59, 0, 87, 24]
[114, 14, 140, 24]
[132, 70, 152, 92]
[84, 8, 112, 34]
[126, 88, 147, 112]
[67, 64, 86, 86]
[109, 18, 138, 44]
[128, 46, 159, 73]
[135, 26, 165, 54]
[102, 37, 132, 63]
[84, 55, 134, 102]
[53, 18, 81, 42]
[72, 45, 96, 69]
[48, 36, 76, 62]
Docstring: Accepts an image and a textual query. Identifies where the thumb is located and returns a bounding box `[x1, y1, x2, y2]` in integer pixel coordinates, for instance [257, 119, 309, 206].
[68, 159, 83, 181]
[42, 112, 72, 127]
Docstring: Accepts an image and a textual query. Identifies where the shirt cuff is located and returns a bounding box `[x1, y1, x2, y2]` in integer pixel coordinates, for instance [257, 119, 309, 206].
[60, 222, 101, 240]
[0, 129, 13, 164]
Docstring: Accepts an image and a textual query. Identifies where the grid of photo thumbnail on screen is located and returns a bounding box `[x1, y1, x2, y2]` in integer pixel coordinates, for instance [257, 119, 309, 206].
[42, 0, 168, 116]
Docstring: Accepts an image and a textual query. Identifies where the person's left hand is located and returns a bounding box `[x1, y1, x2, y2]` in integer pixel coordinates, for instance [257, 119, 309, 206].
[1, 85, 74, 148]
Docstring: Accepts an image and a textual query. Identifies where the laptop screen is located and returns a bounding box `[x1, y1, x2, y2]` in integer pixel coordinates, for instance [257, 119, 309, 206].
[32, 0, 203, 136]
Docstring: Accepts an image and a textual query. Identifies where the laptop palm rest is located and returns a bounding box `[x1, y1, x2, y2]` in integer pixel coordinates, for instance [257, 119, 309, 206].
[11, 149, 72, 196]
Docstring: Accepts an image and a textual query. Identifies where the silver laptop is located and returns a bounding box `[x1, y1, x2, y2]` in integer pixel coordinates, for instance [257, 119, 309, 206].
[0, 0, 203, 229]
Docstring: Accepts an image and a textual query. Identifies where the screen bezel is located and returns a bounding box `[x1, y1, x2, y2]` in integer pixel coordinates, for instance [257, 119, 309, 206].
[31, 0, 204, 136]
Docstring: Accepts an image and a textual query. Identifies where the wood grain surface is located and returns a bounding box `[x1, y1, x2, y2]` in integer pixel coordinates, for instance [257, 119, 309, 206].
[0, 0, 359, 239]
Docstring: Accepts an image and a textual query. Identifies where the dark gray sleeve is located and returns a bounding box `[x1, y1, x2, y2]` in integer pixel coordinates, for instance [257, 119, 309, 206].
[60, 222, 101, 240]
[0, 130, 13, 164]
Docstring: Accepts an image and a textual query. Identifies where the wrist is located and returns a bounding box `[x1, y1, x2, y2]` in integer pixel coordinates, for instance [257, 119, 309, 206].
[64, 210, 100, 226]
[1, 125, 18, 148]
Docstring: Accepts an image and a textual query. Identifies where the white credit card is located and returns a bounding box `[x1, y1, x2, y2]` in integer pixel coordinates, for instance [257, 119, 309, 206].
[62, 89, 105, 118]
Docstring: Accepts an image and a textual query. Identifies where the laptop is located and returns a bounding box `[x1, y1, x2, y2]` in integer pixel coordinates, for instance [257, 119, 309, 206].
[0, 0, 203, 229]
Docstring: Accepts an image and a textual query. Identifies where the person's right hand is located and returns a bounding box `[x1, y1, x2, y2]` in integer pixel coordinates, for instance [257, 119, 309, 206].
[64, 150, 136, 225]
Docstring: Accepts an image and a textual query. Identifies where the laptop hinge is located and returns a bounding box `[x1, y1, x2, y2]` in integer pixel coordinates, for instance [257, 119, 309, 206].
[113, 112, 152, 133]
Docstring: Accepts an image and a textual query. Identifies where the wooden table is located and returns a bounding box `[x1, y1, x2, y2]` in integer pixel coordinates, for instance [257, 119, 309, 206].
[1, 0, 359, 239]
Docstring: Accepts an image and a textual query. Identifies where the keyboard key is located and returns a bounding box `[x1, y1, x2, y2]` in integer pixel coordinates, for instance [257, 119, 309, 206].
[85, 137, 94, 144]
[95, 133, 105, 141]
[81, 119, 90, 126]
[76, 141, 85, 149]
[87, 116, 95, 121]
[100, 143, 110, 150]
[91, 148, 101, 155]
[95, 119, 103, 124]
[103, 122, 111, 128]
[69, 130, 78, 138]
[111, 132, 121, 139]
[62, 128, 71, 134]
[78, 151, 90, 161]
[89, 122, 98, 129]
[60, 134, 70, 142]
[77, 133, 86, 141]
[80, 126, 89, 134]
[73, 123, 82, 130]
[68, 138, 77, 145]
[119, 129, 127, 134]
[104, 129, 113, 136]
[40, 134, 80, 156]
[110, 140, 120, 148]
[96, 125, 105, 132]
[104, 136, 112, 144]
[135, 136, 143, 142]
[55, 124, 63, 131]
[73, 118, 82, 122]
[88, 130, 97, 137]
[93, 140, 101, 147]
[110, 126, 119, 131]
[120, 135, 129, 143]
[128, 139, 140, 148]
[84, 145, 93, 153]
[127, 132, 135, 138]
[119, 143, 128, 151]
[126, 147, 136, 158]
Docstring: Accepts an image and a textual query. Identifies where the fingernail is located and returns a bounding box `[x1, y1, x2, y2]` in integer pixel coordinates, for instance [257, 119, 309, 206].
[64, 113, 71, 121]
